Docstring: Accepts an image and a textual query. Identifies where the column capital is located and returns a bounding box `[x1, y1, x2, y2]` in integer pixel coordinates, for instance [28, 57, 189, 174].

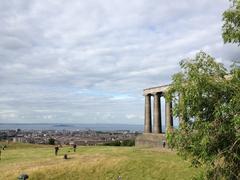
[144, 93, 152, 97]
[152, 92, 163, 96]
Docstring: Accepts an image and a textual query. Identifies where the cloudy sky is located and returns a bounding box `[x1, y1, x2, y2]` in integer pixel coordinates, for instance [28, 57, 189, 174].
[0, 0, 239, 124]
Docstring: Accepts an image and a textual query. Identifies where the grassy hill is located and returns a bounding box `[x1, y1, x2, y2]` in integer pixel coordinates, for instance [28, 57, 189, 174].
[0, 142, 202, 180]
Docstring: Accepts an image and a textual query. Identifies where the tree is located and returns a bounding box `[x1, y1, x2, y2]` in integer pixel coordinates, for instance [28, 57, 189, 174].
[166, 52, 240, 179]
[222, 0, 240, 45]
[121, 139, 135, 146]
[48, 138, 55, 145]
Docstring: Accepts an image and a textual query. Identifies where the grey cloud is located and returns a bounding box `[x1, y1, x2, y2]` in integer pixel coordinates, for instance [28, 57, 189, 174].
[0, 0, 239, 124]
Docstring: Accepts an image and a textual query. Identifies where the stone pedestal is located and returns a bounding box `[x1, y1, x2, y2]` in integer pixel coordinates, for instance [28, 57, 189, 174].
[135, 133, 166, 148]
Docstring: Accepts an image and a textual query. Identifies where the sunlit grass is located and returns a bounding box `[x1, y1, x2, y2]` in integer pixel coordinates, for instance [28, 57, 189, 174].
[0, 142, 202, 180]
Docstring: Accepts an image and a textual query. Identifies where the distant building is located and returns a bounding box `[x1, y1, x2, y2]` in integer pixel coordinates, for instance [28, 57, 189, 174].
[13, 135, 24, 143]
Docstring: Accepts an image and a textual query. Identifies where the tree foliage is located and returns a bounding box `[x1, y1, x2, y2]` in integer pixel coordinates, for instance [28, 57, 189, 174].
[222, 0, 240, 45]
[166, 52, 240, 179]
[48, 138, 55, 145]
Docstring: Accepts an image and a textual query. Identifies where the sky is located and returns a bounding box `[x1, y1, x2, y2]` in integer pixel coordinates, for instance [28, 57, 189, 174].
[0, 0, 239, 124]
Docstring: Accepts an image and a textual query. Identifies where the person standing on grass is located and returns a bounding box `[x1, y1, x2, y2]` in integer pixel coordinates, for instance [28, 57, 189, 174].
[73, 144, 77, 152]
[54, 146, 59, 156]
[162, 140, 166, 148]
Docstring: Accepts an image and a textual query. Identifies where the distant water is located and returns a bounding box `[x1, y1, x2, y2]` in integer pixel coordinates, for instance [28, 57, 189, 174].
[0, 123, 145, 132]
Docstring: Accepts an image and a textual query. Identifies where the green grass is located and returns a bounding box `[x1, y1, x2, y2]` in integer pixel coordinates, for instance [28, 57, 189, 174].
[0, 142, 202, 180]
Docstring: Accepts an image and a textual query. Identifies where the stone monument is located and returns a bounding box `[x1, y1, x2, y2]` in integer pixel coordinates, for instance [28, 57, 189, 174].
[135, 84, 179, 147]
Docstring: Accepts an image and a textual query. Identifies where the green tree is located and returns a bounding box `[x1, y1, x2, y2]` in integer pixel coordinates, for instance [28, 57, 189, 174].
[48, 138, 55, 145]
[166, 52, 240, 179]
[121, 139, 135, 146]
[222, 0, 240, 45]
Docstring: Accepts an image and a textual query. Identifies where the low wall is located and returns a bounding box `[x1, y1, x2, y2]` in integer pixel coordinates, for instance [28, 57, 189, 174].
[135, 133, 166, 148]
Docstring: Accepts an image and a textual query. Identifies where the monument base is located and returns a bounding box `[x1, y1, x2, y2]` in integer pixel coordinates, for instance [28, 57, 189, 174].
[135, 133, 166, 148]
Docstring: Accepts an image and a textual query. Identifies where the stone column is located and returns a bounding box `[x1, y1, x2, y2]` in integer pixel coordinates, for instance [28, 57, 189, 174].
[179, 93, 184, 124]
[165, 100, 173, 131]
[144, 94, 152, 133]
[153, 93, 162, 133]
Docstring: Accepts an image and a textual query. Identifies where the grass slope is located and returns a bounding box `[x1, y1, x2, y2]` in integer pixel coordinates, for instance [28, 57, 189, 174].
[0, 142, 201, 180]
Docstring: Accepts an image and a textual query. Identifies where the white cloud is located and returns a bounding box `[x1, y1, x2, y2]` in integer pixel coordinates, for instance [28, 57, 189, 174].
[110, 95, 133, 101]
[0, 0, 239, 124]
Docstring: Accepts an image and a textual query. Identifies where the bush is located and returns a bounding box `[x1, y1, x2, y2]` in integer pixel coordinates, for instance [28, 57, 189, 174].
[103, 139, 135, 146]
[48, 138, 55, 145]
[121, 139, 135, 146]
